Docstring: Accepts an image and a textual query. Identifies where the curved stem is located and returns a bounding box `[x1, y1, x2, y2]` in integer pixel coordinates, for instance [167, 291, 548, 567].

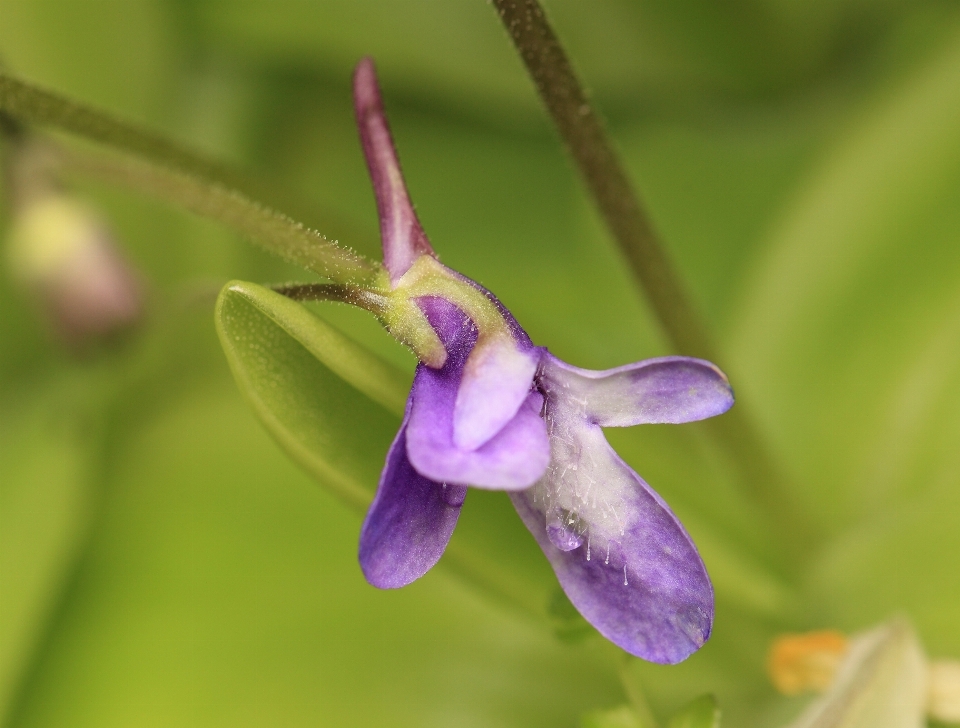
[0, 71, 378, 283]
[491, 0, 818, 563]
[60, 146, 375, 282]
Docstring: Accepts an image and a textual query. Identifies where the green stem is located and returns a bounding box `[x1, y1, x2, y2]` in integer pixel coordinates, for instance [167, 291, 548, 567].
[60, 145, 376, 283]
[0, 71, 378, 283]
[273, 282, 389, 315]
[617, 653, 662, 728]
[492, 0, 709, 360]
[491, 0, 818, 563]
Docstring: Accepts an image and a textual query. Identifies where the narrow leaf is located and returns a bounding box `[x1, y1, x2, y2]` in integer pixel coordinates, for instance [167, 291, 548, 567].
[215, 280, 408, 511]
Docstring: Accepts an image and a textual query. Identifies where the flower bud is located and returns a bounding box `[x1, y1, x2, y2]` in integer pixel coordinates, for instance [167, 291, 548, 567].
[928, 659, 960, 723]
[767, 630, 849, 695]
[3, 138, 143, 347]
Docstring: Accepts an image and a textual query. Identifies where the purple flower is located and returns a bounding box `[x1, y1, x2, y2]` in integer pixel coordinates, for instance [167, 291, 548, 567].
[353, 59, 734, 664]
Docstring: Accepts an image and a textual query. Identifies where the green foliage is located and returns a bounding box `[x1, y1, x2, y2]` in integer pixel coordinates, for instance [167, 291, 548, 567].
[581, 704, 648, 728]
[667, 695, 720, 728]
[215, 280, 405, 510]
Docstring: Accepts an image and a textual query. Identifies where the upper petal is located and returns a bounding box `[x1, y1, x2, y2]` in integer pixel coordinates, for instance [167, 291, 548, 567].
[353, 58, 434, 284]
[404, 295, 549, 488]
[359, 398, 467, 589]
[542, 354, 734, 427]
[407, 363, 549, 489]
[453, 333, 541, 450]
[511, 408, 713, 663]
[415, 279, 540, 451]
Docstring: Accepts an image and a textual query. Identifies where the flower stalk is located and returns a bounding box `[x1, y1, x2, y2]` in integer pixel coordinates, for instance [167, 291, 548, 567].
[491, 0, 818, 563]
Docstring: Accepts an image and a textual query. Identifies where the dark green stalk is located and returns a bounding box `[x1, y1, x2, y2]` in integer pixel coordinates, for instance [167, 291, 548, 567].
[492, 0, 710, 359]
[272, 282, 389, 315]
[0, 71, 247, 195]
[491, 0, 817, 562]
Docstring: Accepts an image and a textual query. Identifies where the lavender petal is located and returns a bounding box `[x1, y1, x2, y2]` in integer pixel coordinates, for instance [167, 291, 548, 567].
[407, 366, 549, 489]
[453, 336, 540, 450]
[359, 402, 466, 589]
[407, 295, 550, 489]
[353, 58, 434, 284]
[543, 354, 734, 427]
[513, 411, 713, 663]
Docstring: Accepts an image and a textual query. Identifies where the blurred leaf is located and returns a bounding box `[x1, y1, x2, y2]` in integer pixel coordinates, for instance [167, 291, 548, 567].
[667, 695, 720, 728]
[581, 704, 648, 728]
[0, 0, 174, 125]
[215, 280, 406, 510]
[6, 376, 622, 727]
[782, 620, 926, 728]
[547, 587, 594, 644]
[0, 379, 98, 721]
[186, 0, 947, 119]
[729, 19, 960, 530]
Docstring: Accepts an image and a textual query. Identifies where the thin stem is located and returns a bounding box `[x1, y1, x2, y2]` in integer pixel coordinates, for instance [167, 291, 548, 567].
[492, 0, 818, 562]
[0, 71, 378, 282]
[492, 0, 709, 359]
[59, 145, 376, 283]
[617, 654, 662, 728]
[273, 282, 389, 316]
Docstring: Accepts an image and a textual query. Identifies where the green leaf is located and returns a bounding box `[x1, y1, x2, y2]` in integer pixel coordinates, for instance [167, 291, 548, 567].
[667, 695, 720, 728]
[729, 23, 960, 532]
[783, 619, 927, 728]
[215, 280, 408, 511]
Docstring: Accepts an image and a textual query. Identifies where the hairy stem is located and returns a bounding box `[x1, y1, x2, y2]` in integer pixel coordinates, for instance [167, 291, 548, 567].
[492, 0, 709, 359]
[0, 71, 378, 282]
[492, 0, 817, 562]
[60, 145, 376, 282]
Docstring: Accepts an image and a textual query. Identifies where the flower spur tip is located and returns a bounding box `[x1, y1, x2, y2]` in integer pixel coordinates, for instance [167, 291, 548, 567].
[352, 58, 434, 285]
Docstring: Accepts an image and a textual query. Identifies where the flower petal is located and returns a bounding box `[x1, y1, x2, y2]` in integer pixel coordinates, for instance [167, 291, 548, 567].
[353, 58, 434, 284]
[543, 354, 734, 427]
[359, 402, 466, 589]
[408, 366, 549, 489]
[512, 414, 713, 663]
[453, 334, 541, 450]
[405, 295, 550, 489]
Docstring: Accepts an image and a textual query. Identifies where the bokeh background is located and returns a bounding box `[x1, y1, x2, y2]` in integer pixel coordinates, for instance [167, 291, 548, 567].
[2, 1, 960, 726]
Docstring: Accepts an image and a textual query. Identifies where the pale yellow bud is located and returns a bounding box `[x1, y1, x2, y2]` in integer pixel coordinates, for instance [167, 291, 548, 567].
[928, 659, 960, 723]
[7, 195, 142, 345]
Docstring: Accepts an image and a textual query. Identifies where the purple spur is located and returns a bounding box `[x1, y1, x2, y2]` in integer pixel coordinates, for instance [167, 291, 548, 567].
[352, 58, 734, 664]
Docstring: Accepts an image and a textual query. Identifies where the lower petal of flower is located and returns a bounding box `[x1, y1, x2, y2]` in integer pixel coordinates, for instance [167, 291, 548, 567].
[359, 405, 467, 589]
[512, 412, 713, 663]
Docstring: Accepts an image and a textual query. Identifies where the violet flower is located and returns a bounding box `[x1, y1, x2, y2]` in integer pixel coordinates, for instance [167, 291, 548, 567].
[353, 59, 734, 664]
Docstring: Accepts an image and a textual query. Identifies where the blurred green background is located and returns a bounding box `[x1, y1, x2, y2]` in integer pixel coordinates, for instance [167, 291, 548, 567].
[2, 1, 960, 726]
